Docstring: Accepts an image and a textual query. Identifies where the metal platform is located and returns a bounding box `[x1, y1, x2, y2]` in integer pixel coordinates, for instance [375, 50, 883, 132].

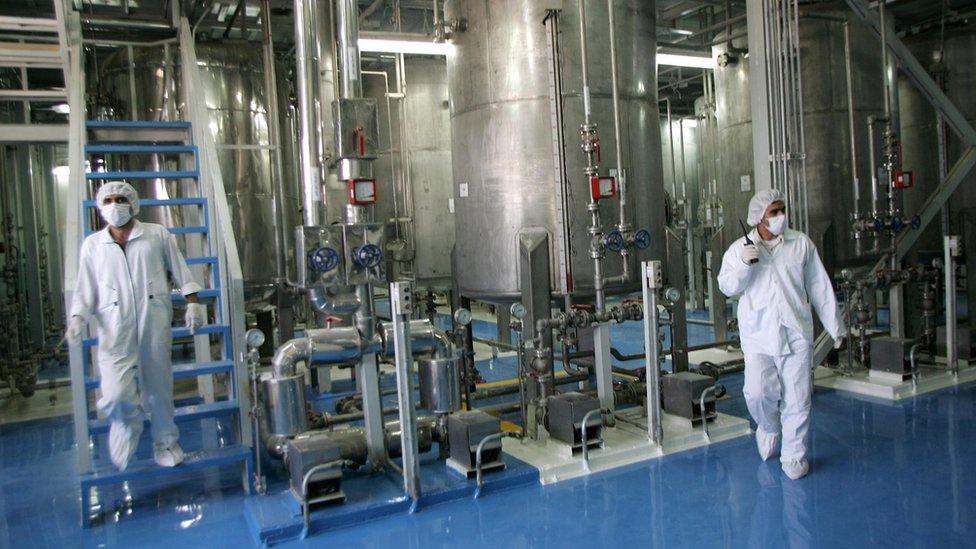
[814, 360, 976, 401]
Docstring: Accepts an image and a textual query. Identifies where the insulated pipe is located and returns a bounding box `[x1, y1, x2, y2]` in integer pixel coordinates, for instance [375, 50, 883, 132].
[271, 319, 449, 378]
[261, 0, 288, 280]
[577, 0, 592, 124]
[294, 0, 322, 226]
[868, 116, 880, 217]
[336, 0, 362, 99]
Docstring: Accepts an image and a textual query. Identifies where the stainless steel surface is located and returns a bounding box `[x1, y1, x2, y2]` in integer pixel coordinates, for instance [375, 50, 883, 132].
[96, 43, 299, 296]
[363, 57, 455, 285]
[390, 280, 421, 500]
[336, 0, 362, 99]
[418, 355, 462, 414]
[713, 11, 884, 267]
[642, 260, 663, 445]
[445, 0, 663, 300]
[263, 375, 309, 436]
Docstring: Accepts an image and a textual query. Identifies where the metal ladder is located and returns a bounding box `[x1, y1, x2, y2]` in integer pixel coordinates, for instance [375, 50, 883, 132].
[63, 14, 253, 527]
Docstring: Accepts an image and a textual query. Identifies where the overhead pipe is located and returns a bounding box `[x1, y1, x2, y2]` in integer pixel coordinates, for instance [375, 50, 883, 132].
[293, 0, 323, 226]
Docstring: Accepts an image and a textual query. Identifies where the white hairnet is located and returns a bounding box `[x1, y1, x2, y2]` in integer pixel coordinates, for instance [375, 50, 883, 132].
[746, 188, 785, 226]
[95, 181, 140, 216]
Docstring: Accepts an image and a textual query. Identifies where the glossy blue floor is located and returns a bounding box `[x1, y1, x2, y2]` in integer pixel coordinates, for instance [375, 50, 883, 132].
[4, 327, 976, 546]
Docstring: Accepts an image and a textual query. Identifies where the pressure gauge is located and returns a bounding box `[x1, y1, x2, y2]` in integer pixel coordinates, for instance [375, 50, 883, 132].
[510, 302, 527, 320]
[454, 308, 473, 327]
[664, 287, 681, 304]
[347, 178, 378, 205]
[245, 328, 266, 350]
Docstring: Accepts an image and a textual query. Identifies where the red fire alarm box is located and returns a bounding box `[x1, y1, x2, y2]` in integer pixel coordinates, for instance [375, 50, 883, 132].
[590, 176, 617, 201]
[892, 171, 914, 189]
[347, 178, 378, 205]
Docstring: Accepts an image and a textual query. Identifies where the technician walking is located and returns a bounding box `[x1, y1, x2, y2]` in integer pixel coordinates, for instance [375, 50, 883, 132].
[66, 181, 208, 470]
[717, 189, 844, 480]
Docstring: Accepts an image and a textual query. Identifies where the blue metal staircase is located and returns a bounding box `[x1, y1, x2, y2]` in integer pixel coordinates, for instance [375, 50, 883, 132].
[75, 121, 253, 525]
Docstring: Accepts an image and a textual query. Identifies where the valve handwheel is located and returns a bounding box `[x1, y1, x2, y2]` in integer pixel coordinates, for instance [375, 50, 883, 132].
[633, 229, 651, 250]
[911, 215, 922, 230]
[309, 246, 340, 272]
[604, 230, 625, 252]
[355, 244, 384, 268]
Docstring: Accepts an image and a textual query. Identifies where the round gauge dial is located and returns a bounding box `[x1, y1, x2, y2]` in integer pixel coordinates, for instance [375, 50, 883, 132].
[454, 308, 473, 326]
[245, 328, 266, 350]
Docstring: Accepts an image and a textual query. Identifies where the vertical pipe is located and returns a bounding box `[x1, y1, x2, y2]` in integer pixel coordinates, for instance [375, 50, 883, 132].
[577, 0, 591, 125]
[336, 0, 362, 99]
[945, 236, 958, 375]
[641, 261, 663, 445]
[390, 282, 420, 499]
[666, 99, 677, 201]
[868, 117, 879, 217]
[261, 0, 288, 279]
[294, 0, 322, 226]
[879, 0, 891, 119]
[605, 0, 627, 229]
[843, 21, 860, 217]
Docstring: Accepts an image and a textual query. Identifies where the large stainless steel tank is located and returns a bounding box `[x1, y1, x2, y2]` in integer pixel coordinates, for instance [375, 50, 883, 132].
[364, 57, 455, 287]
[712, 5, 884, 268]
[445, 0, 664, 301]
[96, 43, 298, 300]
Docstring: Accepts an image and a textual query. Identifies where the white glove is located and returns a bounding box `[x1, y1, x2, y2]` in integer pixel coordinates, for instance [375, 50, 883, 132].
[834, 336, 844, 350]
[185, 302, 207, 334]
[740, 244, 759, 266]
[65, 315, 85, 346]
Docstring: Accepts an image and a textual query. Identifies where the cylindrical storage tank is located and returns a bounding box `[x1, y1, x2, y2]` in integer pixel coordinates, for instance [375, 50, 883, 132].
[712, 4, 885, 269]
[94, 43, 298, 301]
[444, 0, 664, 301]
[363, 56, 455, 287]
[262, 375, 309, 436]
[660, 109, 702, 207]
[418, 355, 462, 414]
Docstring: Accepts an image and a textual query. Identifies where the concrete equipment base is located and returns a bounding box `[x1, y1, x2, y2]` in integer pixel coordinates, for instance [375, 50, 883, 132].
[814, 359, 976, 401]
[501, 408, 751, 485]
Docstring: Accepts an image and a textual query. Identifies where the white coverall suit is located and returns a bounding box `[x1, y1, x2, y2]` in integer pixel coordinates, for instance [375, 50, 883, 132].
[717, 228, 843, 465]
[70, 220, 202, 460]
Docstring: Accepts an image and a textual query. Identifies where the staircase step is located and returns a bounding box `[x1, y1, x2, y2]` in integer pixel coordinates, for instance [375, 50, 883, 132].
[86, 170, 199, 180]
[88, 400, 239, 435]
[85, 144, 197, 154]
[82, 323, 228, 349]
[167, 225, 208, 235]
[79, 445, 250, 490]
[86, 120, 191, 129]
[84, 359, 234, 390]
[83, 197, 206, 208]
[185, 256, 217, 266]
[171, 288, 220, 301]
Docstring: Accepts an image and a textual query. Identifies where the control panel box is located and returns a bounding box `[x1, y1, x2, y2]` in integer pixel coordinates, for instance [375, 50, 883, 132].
[296, 226, 345, 289]
[333, 98, 379, 161]
[342, 223, 386, 285]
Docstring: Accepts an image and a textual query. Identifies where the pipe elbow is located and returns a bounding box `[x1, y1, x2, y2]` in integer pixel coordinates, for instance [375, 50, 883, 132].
[272, 337, 311, 378]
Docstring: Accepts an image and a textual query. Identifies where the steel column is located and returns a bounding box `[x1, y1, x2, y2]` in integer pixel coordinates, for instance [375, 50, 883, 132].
[390, 281, 420, 499]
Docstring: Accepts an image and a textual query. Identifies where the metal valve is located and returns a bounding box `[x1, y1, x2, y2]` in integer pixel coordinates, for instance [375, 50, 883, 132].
[633, 229, 651, 250]
[604, 229, 625, 252]
[354, 244, 383, 268]
[308, 246, 340, 272]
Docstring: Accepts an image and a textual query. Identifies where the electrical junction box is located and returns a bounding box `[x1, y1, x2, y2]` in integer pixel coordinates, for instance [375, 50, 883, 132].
[547, 392, 602, 451]
[869, 336, 915, 378]
[662, 371, 717, 423]
[347, 178, 378, 205]
[286, 435, 345, 506]
[446, 410, 505, 477]
[936, 327, 975, 361]
[590, 175, 617, 201]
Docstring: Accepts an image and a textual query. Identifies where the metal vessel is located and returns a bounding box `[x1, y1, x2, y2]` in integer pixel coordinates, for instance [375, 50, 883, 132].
[363, 56, 455, 286]
[712, 6, 884, 268]
[96, 43, 300, 299]
[444, 0, 664, 301]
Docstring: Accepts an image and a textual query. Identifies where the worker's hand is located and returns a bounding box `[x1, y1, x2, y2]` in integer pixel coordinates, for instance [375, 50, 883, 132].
[65, 315, 85, 346]
[185, 302, 207, 334]
[833, 336, 844, 350]
[740, 244, 759, 266]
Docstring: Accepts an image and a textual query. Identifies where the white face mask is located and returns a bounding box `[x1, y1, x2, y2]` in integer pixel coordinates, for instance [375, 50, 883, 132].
[766, 213, 788, 236]
[101, 203, 133, 228]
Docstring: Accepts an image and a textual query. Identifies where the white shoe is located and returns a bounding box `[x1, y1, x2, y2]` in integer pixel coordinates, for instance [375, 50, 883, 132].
[109, 420, 142, 471]
[782, 459, 809, 480]
[756, 427, 780, 461]
[153, 442, 185, 467]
